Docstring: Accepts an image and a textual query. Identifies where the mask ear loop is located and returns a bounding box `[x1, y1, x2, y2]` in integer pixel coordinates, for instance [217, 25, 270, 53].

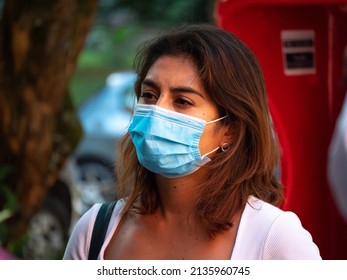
[203, 116, 230, 157]
[221, 143, 230, 152]
[206, 115, 228, 124]
[202, 143, 230, 158]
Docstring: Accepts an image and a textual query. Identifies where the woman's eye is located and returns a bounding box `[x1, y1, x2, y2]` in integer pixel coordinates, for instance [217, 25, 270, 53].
[140, 92, 158, 103]
[176, 97, 193, 107]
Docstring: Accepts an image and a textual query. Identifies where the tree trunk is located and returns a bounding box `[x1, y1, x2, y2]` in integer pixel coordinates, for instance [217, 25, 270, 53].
[0, 0, 98, 247]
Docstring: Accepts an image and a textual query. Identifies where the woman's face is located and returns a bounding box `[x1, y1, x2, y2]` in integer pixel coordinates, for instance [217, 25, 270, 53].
[138, 55, 231, 155]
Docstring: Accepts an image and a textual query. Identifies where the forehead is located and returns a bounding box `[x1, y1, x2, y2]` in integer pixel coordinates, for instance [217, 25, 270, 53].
[145, 55, 202, 86]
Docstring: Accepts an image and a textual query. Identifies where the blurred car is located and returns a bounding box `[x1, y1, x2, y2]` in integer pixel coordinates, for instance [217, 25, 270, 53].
[23, 71, 137, 259]
[74, 71, 136, 203]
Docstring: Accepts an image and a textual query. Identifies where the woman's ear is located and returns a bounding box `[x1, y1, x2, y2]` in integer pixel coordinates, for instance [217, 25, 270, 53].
[222, 121, 235, 145]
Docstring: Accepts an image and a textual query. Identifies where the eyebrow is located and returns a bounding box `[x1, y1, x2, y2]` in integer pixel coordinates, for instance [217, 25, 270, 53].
[142, 78, 160, 92]
[142, 78, 205, 98]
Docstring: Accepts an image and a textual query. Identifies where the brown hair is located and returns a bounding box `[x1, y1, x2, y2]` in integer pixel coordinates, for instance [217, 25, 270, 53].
[116, 24, 283, 237]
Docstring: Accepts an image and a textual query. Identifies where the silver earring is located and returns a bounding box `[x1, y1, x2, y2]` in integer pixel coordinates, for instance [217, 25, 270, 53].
[221, 143, 230, 152]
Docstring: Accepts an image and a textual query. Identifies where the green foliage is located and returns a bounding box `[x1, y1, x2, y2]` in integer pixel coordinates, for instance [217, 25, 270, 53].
[0, 165, 18, 244]
[69, 24, 141, 106]
[110, 0, 213, 25]
[0, 165, 26, 258]
[69, 23, 159, 106]
[69, 0, 212, 107]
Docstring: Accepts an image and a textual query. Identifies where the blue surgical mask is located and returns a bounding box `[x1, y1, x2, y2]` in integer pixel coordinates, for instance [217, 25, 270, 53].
[127, 104, 227, 178]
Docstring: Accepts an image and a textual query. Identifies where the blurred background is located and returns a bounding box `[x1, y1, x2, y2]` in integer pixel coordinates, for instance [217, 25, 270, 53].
[0, 0, 215, 260]
[0, 0, 347, 260]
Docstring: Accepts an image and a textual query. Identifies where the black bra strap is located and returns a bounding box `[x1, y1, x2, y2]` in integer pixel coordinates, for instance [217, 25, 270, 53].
[88, 201, 117, 260]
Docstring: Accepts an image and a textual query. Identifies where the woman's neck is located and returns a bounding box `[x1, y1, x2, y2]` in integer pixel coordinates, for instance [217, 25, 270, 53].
[154, 168, 209, 220]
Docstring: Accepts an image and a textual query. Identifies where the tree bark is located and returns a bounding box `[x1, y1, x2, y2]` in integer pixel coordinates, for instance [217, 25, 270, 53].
[0, 0, 98, 246]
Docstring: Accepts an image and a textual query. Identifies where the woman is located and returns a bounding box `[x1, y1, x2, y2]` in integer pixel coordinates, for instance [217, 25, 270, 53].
[63, 24, 321, 260]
